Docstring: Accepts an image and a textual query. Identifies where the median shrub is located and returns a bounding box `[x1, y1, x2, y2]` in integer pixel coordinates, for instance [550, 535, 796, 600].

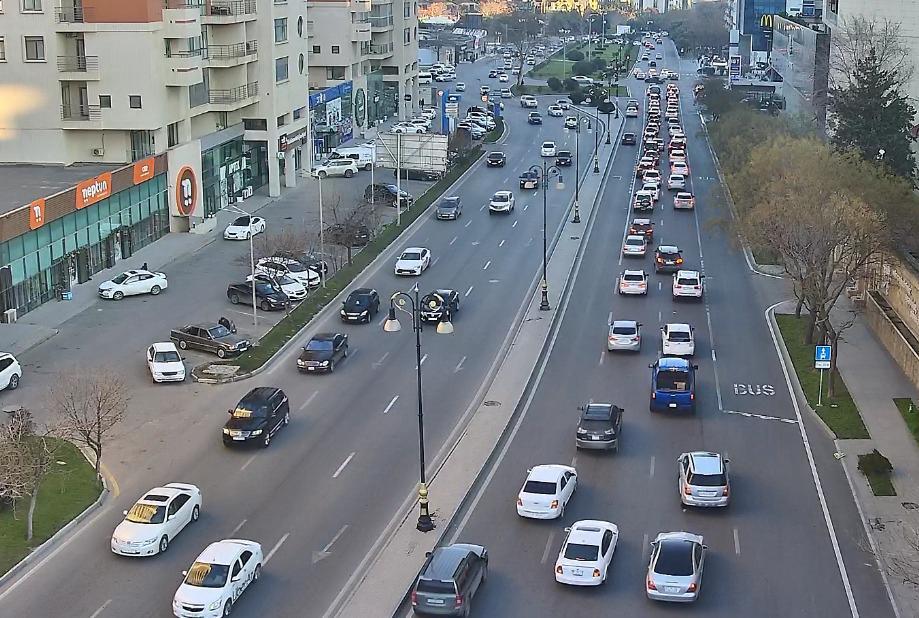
[546, 77, 563, 91]
[572, 60, 594, 76]
[566, 50, 584, 62]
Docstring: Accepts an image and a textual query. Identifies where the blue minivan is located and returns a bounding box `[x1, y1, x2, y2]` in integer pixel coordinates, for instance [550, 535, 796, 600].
[649, 357, 698, 413]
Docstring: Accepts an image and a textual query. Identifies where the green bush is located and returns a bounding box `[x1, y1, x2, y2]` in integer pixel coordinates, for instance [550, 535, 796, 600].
[572, 60, 594, 76]
[568, 90, 586, 105]
[858, 449, 893, 476]
[591, 58, 607, 72]
[563, 78, 580, 92]
[546, 77, 563, 91]
[566, 50, 584, 62]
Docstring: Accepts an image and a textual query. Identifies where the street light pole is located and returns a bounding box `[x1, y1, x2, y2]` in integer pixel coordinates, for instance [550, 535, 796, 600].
[223, 204, 259, 326]
[529, 163, 563, 310]
[573, 122, 581, 224]
[593, 107, 601, 174]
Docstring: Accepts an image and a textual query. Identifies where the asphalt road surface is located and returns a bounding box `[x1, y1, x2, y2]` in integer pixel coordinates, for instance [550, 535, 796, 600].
[0, 56, 605, 618]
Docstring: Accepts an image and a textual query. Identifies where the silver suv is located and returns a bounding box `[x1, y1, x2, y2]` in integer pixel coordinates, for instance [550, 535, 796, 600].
[411, 543, 488, 615]
[678, 451, 730, 507]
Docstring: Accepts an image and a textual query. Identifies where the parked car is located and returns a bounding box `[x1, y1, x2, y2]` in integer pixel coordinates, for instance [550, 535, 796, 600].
[0, 352, 22, 390]
[364, 183, 413, 208]
[223, 215, 266, 240]
[98, 269, 168, 300]
[146, 342, 186, 383]
[170, 323, 250, 358]
[222, 387, 290, 448]
[394, 168, 441, 181]
[312, 158, 358, 178]
[227, 281, 289, 311]
[256, 257, 322, 288]
[297, 333, 349, 373]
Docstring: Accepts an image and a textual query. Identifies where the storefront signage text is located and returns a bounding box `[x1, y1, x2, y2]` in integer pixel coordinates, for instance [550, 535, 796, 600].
[133, 157, 155, 184]
[28, 198, 45, 230]
[75, 172, 113, 210]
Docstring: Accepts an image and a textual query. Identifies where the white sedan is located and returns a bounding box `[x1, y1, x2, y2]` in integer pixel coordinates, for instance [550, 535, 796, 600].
[98, 269, 168, 300]
[661, 322, 695, 356]
[147, 342, 186, 383]
[618, 269, 649, 295]
[223, 215, 266, 240]
[0, 352, 22, 390]
[498, 73, 509, 82]
[547, 105, 564, 117]
[173, 539, 262, 618]
[555, 520, 619, 586]
[540, 141, 557, 157]
[247, 273, 307, 301]
[111, 483, 201, 557]
[671, 160, 689, 176]
[488, 191, 515, 214]
[394, 247, 432, 276]
[516, 464, 577, 520]
[622, 234, 648, 257]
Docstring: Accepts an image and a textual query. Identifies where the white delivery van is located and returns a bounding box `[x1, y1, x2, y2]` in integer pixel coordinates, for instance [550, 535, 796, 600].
[329, 143, 375, 171]
[418, 71, 432, 84]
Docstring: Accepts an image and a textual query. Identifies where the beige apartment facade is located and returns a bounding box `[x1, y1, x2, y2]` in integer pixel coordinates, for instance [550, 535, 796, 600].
[0, 0, 311, 219]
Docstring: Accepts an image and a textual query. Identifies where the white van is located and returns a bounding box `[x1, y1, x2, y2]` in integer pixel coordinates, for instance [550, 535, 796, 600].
[418, 71, 432, 84]
[329, 144, 375, 171]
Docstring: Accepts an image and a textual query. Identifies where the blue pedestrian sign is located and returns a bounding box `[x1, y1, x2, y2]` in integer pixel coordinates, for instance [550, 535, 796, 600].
[815, 346, 832, 370]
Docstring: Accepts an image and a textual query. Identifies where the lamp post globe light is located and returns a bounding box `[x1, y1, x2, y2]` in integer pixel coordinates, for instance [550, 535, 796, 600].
[383, 284, 453, 532]
[527, 162, 564, 311]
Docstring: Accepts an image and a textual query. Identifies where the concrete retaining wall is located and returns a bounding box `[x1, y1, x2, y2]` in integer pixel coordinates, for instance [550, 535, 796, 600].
[866, 291, 919, 392]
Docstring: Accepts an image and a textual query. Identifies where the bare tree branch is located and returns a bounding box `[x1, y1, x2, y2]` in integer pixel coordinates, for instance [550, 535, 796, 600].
[830, 16, 915, 92]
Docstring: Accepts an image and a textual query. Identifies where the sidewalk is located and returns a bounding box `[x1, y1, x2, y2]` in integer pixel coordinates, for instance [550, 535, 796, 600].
[833, 297, 919, 617]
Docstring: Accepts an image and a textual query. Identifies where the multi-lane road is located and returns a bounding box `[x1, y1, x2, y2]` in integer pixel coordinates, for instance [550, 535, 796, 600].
[0, 56, 603, 617]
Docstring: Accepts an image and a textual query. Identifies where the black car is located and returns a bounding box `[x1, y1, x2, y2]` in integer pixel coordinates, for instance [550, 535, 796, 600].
[394, 168, 441, 181]
[340, 288, 380, 323]
[519, 170, 539, 189]
[527, 112, 542, 125]
[654, 245, 684, 273]
[324, 222, 371, 247]
[575, 402, 623, 452]
[435, 196, 462, 220]
[486, 152, 506, 167]
[364, 183, 413, 208]
[555, 150, 573, 166]
[227, 281, 289, 311]
[420, 289, 460, 323]
[223, 387, 290, 448]
[297, 333, 349, 373]
[488, 69, 498, 78]
[629, 218, 655, 238]
[621, 132, 637, 145]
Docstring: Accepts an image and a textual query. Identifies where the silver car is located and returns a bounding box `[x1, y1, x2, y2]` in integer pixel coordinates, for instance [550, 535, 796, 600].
[607, 320, 642, 352]
[646, 532, 707, 602]
[679, 451, 730, 507]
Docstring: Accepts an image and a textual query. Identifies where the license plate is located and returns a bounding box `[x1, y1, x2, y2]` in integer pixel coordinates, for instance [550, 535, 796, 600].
[307, 367, 316, 371]
[666, 586, 680, 594]
[572, 568, 583, 576]
[233, 436, 245, 441]
[427, 599, 445, 606]
[669, 403, 677, 408]
[702, 491, 717, 497]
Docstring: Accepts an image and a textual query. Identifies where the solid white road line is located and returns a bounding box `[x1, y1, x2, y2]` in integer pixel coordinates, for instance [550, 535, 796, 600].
[765, 301, 860, 617]
[465, 285, 474, 297]
[89, 599, 112, 618]
[449, 236, 457, 246]
[649, 456, 655, 478]
[333, 452, 356, 478]
[240, 454, 257, 472]
[299, 390, 320, 411]
[733, 527, 741, 555]
[540, 532, 556, 564]
[483, 260, 491, 270]
[383, 395, 399, 415]
[230, 519, 247, 536]
[499, 239, 505, 247]
[264, 533, 290, 565]
[454, 356, 466, 373]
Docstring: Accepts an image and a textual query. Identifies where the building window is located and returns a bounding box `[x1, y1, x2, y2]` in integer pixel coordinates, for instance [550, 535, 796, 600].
[0, 38, 5, 61]
[325, 66, 345, 80]
[297, 16, 303, 37]
[275, 56, 289, 82]
[23, 36, 44, 61]
[293, 106, 305, 120]
[274, 18, 288, 43]
[21, 0, 41, 11]
[129, 95, 142, 108]
[167, 122, 179, 147]
[331, 45, 340, 54]
[403, 1, 410, 17]
[403, 28, 410, 45]
[298, 53, 305, 74]
[99, 94, 111, 108]
[312, 45, 320, 54]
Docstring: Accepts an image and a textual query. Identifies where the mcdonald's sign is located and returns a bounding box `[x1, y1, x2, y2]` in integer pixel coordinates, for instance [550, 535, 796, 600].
[760, 13, 774, 29]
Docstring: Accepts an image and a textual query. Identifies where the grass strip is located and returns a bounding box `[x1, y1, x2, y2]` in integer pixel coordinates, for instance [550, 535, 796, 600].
[895, 398, 919, 446]
[484, 117, 505, 143]
[775, 314, 869, 439]
[0, 439, 101, 576]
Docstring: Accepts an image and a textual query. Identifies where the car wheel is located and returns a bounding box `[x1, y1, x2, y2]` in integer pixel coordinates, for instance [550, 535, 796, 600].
[150, 285, 161, 295]
[364, 163, 373, 171]
[113, 291, 124, 300]
[318, 171, 327, 179]
[7, 374, 19, 390]
[343, 346, 349, 358]
[260, 300, 271, 312]
[223, 600, 233, 617]
[178, 340, 188, 350]
[230, 294, 240, 304]
[283, 411, 290, 426]
[217, 349, 227, 359]
[159, 535, 169, 553]
[262, 432, 271, 448]
[253, 564, 262, 582]
[191, 505, 200, 522]
[329, 361, 335, 373]
[344, 169, 354, 178]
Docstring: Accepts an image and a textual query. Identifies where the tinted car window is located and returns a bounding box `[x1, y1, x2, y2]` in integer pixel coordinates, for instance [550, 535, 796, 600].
[564, 543, 599, 561]
[624, 273, 644, 282]
[677, 276, 697, 286]
[655, 542, 695, 576]
[657, 370, 690, 391]
[522, 480, 557, 494]
[306, 340, 334, 351]
[416, 579, 456, 594]
[580, 419, 612, 432]
[688, 472, 726, 486]
[668, 330, 692, 342]
[612, 325, 636, 335]
[401, 252, 421, 260]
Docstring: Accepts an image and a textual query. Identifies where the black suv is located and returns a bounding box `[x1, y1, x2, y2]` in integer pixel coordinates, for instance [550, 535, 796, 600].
[555, 150, 573, 166]
[297, 333, 349, 373]
[654, 245, 684, 273]
[575, 403, 623, 452]
[420, 289, 460, 323]
[227, 281, 289, 311]
[223, 387, 290, 448]
[341, 288, 380, 323]
[364, 183, 413, 208]
[394, 168, 441, 181]
[621, 132, 637, 145]
[486, 152, 506, 167]
[411, 543, 488, 616]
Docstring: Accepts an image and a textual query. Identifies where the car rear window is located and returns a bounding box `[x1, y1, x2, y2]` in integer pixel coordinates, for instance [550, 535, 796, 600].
[668, 330, 692, 342]
[677, 277, 697, 286]
[416, 579, 456, 594]
[656, 542, 695, 576]
[564, 543, 599, 561]
[657, 370, 690, 391]
[688, 472, 726, 486]
[580, 419, 612, 432]
[612, 325, 636, 335]
[523, 480, 557, 494]
[624, 273, 644, 282]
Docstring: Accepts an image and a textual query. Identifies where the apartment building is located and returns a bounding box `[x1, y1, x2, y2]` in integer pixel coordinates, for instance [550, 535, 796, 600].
[0, 0, 310, 216]
[305, 0, 418, 153]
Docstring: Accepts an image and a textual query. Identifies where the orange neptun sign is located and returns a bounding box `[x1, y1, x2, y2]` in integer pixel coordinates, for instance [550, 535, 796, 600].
[75, 172, 112, 210]
[28, 198, 45, 230]
[133, 157, 155, 184]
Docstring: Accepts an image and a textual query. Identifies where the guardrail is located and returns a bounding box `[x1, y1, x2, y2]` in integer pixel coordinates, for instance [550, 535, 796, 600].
[208, 41, 258, 58]
[57, 55, 100, 71]
[208, 82, 259, 104]
[61, 104, 101, 121]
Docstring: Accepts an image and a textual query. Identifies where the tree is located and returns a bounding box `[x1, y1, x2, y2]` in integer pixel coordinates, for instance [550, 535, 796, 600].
[572, 60, 594, 76]
[487, 13, 542, 85]
[48, 370, 127, 476]
[324, 195, 378, 267]
[830, 16, 915, 91]
[830, 48, 917, 182]
[566, 50, 585, 62]
[251, 226, 310, 263]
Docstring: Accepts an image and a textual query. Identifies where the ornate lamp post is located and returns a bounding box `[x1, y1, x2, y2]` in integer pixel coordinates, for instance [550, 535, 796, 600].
[527, 162, 564, 311]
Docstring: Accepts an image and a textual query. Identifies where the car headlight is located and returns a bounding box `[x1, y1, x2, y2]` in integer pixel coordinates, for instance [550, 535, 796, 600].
[360, 310, 368, 315]
[208, 599, 223, 611]
[143, 537, 158, 545]
[320, 360, 329, 366]
[340, 309, 346, 315]
[577, 428, 588, 435]
[297, 359, 306, 366]
[223, 428, 231, 434]
[250, 429, 262, 436]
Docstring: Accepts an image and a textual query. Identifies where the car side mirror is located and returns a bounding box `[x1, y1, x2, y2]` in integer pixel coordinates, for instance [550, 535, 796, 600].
[648, 363, 654, 368]
[231, 574, 240, 582]
[577, 405, 585, 411]
[228, 409, 234, 415]
[167, 514, 174, 521]
[181, 357, 187, 361]
[564, 527, 571, 533]
[425, 551, 433, 558]
[693, 364, 699, 370]
[123, 510, 128, 516]
[724, 458, 730, 463]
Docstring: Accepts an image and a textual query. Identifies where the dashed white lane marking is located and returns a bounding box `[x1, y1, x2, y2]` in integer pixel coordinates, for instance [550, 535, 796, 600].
[264, 533, 290, 565]
[525, 237, 533, 246]
[431, 257, 440, 267]
[449, 236, 457, 246]
[465, 285, 474, 297]
[372, 352, 390, 369]
[299, 390, 320, 411]
[711, 349, 716, 362]
[480, 203, 487, 211]
[642, 533, 649, 561]
[322, 525, 349, 553]
[512, 220, 518, 228]
[734, 527, 741, 555]
[608, 311, 613, 324]
[658, 281, 662, 291]
[377, 315, 388, 327]
[419, 354, 428, 366]
[541, 532, 556, 564]
[383, 395, 399, 415]
[89, 599, 112, 618]
[570, 456, 577, 468]
[454, 356, 466, 373]
[465, 220, 472, 228]
[240, 454, 257, 472]
[723, 409, 798, 424]
[231, 519, 247, 535]
[333, 452, 356, 478]
[483, 260, 491, 270]
[523, 204, 529, 211]
[499, 239, 505, 247]
[649, 456, 655, 478]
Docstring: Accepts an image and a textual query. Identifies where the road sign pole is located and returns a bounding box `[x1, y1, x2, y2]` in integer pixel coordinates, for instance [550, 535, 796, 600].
[817, 369, 824, 407]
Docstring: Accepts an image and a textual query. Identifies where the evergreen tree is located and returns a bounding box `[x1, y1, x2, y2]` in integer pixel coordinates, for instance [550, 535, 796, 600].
[831, 48, 916, 181]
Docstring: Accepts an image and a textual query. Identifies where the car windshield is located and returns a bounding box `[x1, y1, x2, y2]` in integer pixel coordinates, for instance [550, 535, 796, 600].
[347, 294, 369, 307]
[284, 261, 307, 273]
[232, 216, 250, 226]
[255, 283, 277, 295]
[401, 252, 421, 261]
[523, 480, 557, 494]
[184, 562, 231, 588]
[655, 542, 695, 576]
[688, 471, 727, 486]
[125, 502, 166, 524]
[272, 274, 296, 286]
[439, 198, 459, 208]
[232, 403, 266, 418]
[668, 330, 692, 342]
[657, 369, 690, 391]
[111, 274, 129, 284]
[488, 153, 503, 160]
[557, 151, 571, 157]
[208, 326, 231, 339]
[612, 325, 636, 335]
[564, 542, 599, 561]
[306, 339, 334, 351]
[153, 350, 181, 363]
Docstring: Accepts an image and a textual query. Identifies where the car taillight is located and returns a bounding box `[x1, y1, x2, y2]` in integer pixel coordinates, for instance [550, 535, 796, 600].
[657, 257, 663, 262]
[694, 285, 701, 290]
[551, 499, 559, 509]
[676, 258, 683, 264]
[517, 497, 522, 506]
[647, 577, 657, 590]
[687, 582, 697, 592]
[593, 568, 602, 578]
[632, 336, 640, 342]
[556, 565, 563, 575]
[690, 392, 695, 400]
[455, 594, 464, 607]
[411, 591, 418, 606]
[651, 392, 656, 399]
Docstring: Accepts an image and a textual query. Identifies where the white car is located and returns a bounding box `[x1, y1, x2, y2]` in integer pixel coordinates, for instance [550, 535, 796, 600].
[391, 123, 425, 134]
[555, 520, 619, 586]
[173, 539, 262, 618]
[111, 483, 201, 557]
[674, 192, 696, 210]
[255, 257, 321, 289]
[670, 149, 687, 164]
[622, 234, 648, 257]
[501, 88, 513, 98]
[520, 95, 538, 108]
[618, 269, 649, 295]
[670, 160, 689, 177]
[564, 116, 578, 129]
[420, 108, 437, 121]
[246, 272, 307, 301]
[667, 174, 686, 190]
[455, 82, 466, 92]
[0, 352, 21, 390]
[570, 75, 593, 86]
[499, 73, 509, 82]
[661, 323, 695, 356]
[488, 190, 515, 214]
[98, 269, 168, 300]
[146, 342, 186, 383]
[547, 105, 564, 117]
[642, 181, 661, 201]
[394, 247, 432, 276]
[312, 158, 358, 178]
[516, 464, 577, 519]
[556, 99, 571, 110]
[540, 141, 557, 157]
[223, 215, 266, 240]
[669, 126, 685, 138]
[673, 269, 704, 298]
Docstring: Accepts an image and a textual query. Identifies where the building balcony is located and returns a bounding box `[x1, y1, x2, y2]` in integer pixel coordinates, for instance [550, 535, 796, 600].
[371, 0, 392, 5]
[365, 42, 393, 58]
[202, 0, 257, 24]
[351, 0, 371, 10]
[165, 50, 204, 86]
[57, 55, 100, 80]
[369, 15, 393, 30]
[205, 41, 258, 67]
[61, 104, 101, 129]
[353, 22, 372, 42]
[55, 4, 94, 31]
[208, 81, 259, 110]
[163, 6, 202, 39]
